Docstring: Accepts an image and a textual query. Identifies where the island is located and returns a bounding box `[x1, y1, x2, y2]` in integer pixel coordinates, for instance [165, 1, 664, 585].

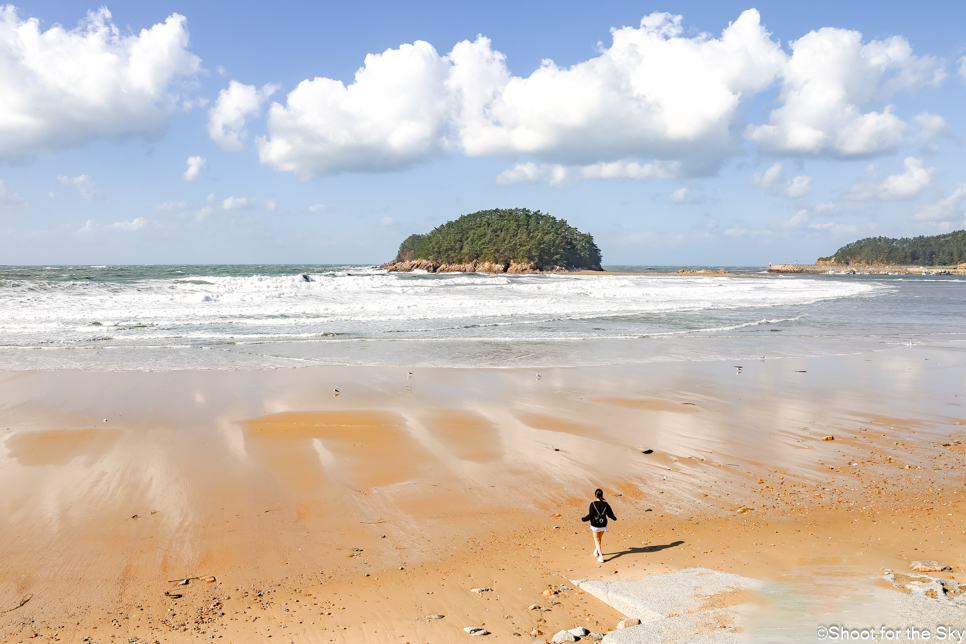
[769, 230, 966, 274]
[382, 208, 603, 273]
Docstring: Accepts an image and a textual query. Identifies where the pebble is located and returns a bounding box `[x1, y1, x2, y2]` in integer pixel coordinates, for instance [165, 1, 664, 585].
[426, 614, 445, 620]
[551, 630, 577, 643]
[822, 436, 834, 441]
[568, 627, 590, 636]
[617, 617, 641, 629]
[464, 626, 489, 636]
[471, 587, 491, 594]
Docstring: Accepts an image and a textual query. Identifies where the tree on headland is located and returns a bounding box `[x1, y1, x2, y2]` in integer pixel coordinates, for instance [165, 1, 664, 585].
[393, 208, 603, 270]
[819, 230, 966, 266]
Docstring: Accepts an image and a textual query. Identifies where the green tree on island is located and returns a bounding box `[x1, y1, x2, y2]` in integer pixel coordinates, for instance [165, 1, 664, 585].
[395, 208, 603, 270]
[820, 230, 966, 266]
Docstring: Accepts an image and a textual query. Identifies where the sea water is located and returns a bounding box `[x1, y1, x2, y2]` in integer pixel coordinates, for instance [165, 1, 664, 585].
[0, 264, 962, 371]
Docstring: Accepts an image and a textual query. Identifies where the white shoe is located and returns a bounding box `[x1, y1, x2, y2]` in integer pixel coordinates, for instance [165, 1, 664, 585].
[597, 555, 604, 563]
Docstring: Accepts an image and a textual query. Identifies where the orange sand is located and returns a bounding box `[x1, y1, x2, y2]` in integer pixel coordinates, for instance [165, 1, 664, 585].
[1, 345, 965, 642]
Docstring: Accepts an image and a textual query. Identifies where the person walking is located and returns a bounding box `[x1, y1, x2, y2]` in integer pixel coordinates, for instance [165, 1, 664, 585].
[582, 488, 616, 563]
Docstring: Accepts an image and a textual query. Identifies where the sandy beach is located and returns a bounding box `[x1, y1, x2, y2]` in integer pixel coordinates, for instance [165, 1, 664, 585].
[1, 343, 965, 642]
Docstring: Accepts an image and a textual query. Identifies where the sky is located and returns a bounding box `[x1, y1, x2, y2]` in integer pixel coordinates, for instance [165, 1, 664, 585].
[1, 1, 965, 266]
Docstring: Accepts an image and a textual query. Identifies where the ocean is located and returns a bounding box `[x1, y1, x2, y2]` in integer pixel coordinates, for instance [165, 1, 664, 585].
[0, 264, 962, 371]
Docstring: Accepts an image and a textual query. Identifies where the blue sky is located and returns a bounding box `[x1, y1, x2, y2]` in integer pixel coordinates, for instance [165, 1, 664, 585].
[1, 1, 965, 265]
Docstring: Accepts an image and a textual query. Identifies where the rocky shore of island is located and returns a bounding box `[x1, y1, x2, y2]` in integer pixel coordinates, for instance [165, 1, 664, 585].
[381, 259, 590, 273]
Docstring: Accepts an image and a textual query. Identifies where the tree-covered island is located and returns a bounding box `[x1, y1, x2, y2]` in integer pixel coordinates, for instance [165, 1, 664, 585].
[383, 208, 603, 273]
[818, 230, 966, 266]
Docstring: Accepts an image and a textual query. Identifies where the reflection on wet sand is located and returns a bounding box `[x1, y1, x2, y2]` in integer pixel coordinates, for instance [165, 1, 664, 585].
[245, 411, 436, 490]
[7, 428, 121, 466]
[421, 410, 503, 463]
[594, 397, 700, 413]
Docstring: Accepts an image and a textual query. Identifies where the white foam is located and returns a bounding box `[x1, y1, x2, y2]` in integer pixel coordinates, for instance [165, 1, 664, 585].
[0, 270, 884, 370]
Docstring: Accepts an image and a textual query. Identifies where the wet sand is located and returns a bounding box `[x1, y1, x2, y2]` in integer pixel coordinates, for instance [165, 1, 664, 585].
[1, 344, 965, 642]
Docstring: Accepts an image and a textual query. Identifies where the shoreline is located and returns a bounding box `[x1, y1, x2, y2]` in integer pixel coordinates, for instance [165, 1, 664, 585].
[2, 347, 966, 641]
[768, 263, 966, 275]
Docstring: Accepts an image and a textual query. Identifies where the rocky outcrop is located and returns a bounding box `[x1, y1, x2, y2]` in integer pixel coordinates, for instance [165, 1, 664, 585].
[675, 269, 733, 276]
[382, 260, 583, 274]
[574, 568, 765, 644]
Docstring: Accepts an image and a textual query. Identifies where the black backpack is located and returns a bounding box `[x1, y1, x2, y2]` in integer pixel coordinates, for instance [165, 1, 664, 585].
[590, 502, 607, 527]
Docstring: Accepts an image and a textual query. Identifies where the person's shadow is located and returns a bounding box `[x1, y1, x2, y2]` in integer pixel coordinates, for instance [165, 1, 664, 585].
[603, 540, 684, 562]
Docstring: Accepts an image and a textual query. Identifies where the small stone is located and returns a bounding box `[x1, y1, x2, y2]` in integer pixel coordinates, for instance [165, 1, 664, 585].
[541, 588, 556, 597]
[910, 560, 951, 572]
[617, 618, 641, 629]
[559, 585, 572, 591]
[426, 614, 444, 620]
[567, 627, 589, 637]
[533, 641, 549, 644]
[471, 587, 491, 594]
[591, 634, 604, 642]
[822, 436, 834, 441]
[737, 507, 754, 514]
[530, 630, 543, 637]
[465, 626, 486, 633]
[528, 604, 541, 611]
[551, 630, 577, 643]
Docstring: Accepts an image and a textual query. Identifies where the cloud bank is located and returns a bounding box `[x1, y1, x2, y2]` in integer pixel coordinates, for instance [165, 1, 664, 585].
[0, 7, 200, 161]
[226, 9, 946, 183]
[746, 29, 944, 157]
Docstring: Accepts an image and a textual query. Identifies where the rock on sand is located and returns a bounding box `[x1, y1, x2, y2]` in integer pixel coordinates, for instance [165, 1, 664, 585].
[910, 560, 951, 572]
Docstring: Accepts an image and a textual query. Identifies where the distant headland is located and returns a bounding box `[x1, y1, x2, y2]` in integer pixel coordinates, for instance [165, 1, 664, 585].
[382, 208, 603, 274]
[769, 230, 966, 274]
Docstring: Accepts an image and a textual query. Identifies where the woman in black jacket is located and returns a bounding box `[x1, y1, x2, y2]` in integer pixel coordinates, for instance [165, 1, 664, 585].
[582, 488, 616, 563]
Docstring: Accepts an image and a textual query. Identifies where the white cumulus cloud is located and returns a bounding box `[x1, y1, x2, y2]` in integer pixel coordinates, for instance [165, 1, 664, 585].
[58, 174, 104, 200]
[109, 217, 147, 230]
[746, 28, 944, 157]
[222, 196, 252, 210]
[667, 187, 705, 205]
[258, 40, 452, 178]
[496, 160, 680, 187]
[0, 180, 25, 205]
[0, 7, 200, 161]
[913, 183, 966, 221]
[750, 162, 812, 198]
[847, 157, 934, 201]
[914, 113, 947, 139]
[257, 10, 784, 180]
[208, 81, 277, 151]
[183, 156, 207, 181]
[878, 157, 933, 199]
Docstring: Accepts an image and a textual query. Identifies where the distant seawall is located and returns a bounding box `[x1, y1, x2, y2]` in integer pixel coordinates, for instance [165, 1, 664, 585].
[768, 263, 966, 275]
